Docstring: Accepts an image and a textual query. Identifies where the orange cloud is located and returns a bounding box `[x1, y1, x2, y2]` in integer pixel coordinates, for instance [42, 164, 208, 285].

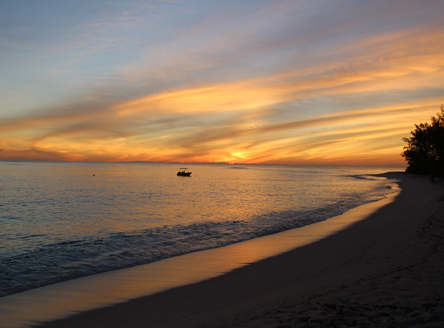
[1, 19, 443, 166]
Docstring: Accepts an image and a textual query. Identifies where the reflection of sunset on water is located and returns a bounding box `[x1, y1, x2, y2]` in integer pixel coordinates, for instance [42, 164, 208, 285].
[0, 162, 397, 299]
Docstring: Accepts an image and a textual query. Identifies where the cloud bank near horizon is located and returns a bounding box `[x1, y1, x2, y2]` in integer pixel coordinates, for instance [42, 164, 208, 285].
[1, 0, 443, 166]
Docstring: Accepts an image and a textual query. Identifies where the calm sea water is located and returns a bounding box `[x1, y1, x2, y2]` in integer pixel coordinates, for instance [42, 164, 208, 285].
[0, 162, 398, 297]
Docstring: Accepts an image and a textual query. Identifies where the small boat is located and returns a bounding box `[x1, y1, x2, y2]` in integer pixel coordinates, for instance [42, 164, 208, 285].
[177, 168, 192, 176]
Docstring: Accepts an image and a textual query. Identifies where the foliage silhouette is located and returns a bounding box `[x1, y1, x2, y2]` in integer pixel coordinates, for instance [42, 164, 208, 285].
[402, 105, 444, 180]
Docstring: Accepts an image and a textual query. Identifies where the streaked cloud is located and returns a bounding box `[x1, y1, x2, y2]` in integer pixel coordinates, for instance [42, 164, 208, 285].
[1, 0, 443, 166]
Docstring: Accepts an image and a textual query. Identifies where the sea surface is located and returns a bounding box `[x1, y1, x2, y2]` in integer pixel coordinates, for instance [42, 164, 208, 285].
[0, 162, 399, 297]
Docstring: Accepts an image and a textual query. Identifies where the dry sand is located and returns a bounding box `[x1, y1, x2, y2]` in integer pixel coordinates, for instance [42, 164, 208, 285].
[33, 172, 444, 327]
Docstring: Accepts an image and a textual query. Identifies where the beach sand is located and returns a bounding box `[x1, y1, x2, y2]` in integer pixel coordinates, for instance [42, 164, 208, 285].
[29, 173, 444, 327]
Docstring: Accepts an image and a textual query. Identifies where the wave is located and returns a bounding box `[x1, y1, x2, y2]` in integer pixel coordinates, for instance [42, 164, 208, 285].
[0, 184, 394, 297]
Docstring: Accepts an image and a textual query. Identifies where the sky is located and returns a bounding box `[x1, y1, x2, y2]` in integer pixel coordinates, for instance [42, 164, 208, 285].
[1, 0, 443, 166]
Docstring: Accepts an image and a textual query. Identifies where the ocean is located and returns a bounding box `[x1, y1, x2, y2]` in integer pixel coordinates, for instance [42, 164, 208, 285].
[0, 162, 398, 297]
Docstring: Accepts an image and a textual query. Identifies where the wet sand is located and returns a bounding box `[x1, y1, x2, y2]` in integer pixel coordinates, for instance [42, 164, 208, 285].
[8, 172, 444, 327]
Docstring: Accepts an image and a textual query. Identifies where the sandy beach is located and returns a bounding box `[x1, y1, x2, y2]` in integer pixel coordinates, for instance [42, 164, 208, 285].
[25, 172, 444, 327]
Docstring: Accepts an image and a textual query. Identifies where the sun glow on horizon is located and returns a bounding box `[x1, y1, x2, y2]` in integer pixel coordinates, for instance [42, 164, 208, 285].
[1, 1, 443, 167]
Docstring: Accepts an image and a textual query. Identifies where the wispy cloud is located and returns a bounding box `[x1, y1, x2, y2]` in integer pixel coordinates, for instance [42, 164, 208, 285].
[1, 0, 443, 165]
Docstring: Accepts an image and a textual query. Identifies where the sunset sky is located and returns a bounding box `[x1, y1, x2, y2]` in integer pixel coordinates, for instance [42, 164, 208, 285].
[1, 0, 443, 166]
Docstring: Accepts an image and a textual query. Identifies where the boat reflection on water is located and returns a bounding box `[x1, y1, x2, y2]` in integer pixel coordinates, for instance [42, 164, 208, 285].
[177, 168, 192, 176]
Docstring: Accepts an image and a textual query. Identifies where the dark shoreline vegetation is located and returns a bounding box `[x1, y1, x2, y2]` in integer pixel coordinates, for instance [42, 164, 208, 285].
[402, 105, 444, 181]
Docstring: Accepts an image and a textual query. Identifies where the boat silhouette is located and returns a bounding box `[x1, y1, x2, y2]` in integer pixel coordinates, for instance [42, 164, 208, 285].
[177, 168, 192, 176]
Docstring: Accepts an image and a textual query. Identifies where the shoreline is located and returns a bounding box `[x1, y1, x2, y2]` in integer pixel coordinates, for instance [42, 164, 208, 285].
[1, 173, 398, 328]
[3, 172, 444, 327]
[0, 164, 394, 300]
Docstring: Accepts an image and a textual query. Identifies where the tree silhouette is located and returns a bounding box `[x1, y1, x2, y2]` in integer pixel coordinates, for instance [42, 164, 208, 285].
[402, 105, 444, 179]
